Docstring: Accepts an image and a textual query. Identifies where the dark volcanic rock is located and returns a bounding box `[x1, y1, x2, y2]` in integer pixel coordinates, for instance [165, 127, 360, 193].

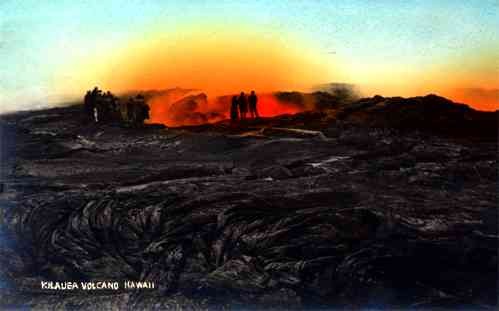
[0, 103, 497, 310]
[337, 94, 497, 138]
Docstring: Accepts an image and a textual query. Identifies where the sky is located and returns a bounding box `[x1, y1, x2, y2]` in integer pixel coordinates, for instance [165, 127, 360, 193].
[1, 0, 498, 112]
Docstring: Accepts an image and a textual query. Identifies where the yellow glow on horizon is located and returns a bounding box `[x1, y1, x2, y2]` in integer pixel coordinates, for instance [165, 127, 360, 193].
[343, 44, 498, 111]
[56, 23, 339, 98]
[53, 23, 497, 111]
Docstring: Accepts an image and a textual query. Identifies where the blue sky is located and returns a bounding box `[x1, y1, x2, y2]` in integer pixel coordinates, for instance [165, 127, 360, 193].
[1, 0, 498, 111]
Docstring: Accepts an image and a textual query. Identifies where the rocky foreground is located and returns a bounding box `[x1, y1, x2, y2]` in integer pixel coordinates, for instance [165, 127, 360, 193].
[0, 97, 497, 310]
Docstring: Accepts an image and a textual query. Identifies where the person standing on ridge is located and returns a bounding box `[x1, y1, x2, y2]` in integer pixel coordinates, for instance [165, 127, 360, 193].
[248, 90, 258, 118]
[230, 95, 239, 122]
[126, 97, 135, 124]
[238, 92, 248, 120]
[134, 94, 149, 126]
[83, 90, 93, 122]
[90, 87, 102, 123]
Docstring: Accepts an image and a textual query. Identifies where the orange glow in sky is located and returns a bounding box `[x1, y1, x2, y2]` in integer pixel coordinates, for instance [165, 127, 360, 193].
[92, 28, 334, 98]
[69, 27, 335, 125]
[63, 25, 496, 122]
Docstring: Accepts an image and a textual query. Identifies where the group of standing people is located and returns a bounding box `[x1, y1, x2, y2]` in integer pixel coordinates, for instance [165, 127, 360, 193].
[83, 87, 149, 126]
[231, 91, 258, 122]
[84, 87, 119, 123]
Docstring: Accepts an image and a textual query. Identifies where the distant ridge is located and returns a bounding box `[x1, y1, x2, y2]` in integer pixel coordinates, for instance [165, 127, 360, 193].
[336, 94, 497, 138]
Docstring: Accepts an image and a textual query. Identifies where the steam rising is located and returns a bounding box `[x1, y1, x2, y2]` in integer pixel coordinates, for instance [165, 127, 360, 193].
[67, 27, 336, 125]
[146, 89, 308, 126]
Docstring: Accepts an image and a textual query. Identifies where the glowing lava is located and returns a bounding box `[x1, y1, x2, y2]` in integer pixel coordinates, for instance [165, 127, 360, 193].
[146, 91, 306, 127]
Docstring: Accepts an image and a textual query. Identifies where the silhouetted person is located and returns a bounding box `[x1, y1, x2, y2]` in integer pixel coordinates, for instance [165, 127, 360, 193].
[89, 87, 102, 123]
[90, 87, 101, 103]
[126, 94, 149, 127]
[83, 91, 93, 122]
[85, 87, 100, 122]
[120, 100, 129, 122]
[99, 91, 112, 122]
[248, 90, 258, 118]
[136, 94, 149, 125]
[143, 102, 150, 121]
[110, 94, 120, 121]
[95, 94, 107, 123]
[230, 95, 239, 122]
[238, 92, 248, 120]
[127, 97, 135, 124]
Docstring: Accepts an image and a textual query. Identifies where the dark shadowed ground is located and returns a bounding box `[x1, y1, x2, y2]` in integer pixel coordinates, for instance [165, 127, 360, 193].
[0, 95, 497, 310]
